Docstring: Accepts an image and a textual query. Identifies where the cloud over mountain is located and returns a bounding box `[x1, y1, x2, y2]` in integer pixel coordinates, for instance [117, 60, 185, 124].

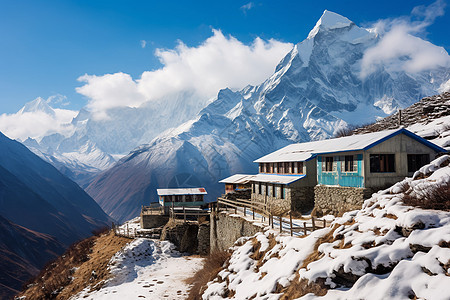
[361, 0, 450, 77]
[76, 29, 293, 118]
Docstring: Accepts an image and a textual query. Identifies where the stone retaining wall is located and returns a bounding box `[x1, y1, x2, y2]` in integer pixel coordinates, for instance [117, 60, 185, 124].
[314, 185, 373, 216]
[210, 212, 263, 253]
[197, 223, 210, 255]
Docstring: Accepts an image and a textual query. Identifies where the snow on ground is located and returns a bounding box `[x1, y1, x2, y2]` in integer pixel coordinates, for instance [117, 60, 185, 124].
[72, 237, 204, 300]
[202, 155, 450, 300]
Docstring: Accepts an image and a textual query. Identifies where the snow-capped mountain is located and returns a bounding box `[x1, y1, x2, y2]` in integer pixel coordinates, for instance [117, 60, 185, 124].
[86, 10, 450, 222]
[18, 91, 207, 184]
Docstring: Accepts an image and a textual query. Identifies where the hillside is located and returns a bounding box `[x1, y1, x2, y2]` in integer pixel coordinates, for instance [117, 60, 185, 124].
[201, 155, 450, 299]
[0, 216, 65, 299]
[86, 11, 450, 223]
[0, 131, 112, 299]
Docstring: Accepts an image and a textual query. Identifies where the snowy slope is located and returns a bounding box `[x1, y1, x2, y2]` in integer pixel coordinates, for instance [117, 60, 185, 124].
[72, 236, 203, 299]
[202, 155, 450, 300]
[87, 11, 450, 222]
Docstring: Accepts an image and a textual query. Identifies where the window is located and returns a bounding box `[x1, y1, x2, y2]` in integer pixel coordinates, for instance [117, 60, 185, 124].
[297, 162, 304, 174]
[274, 185, 278, 198]
[270, 163, 274, 173]
[265, 183, 269, 196]
[370, 154, 395, 173]
[408, 154, 429, 172]
[258, 183, 262, 194]
[290, 162, 295, 173]
[344, 155, 356, 172]
[324, 157, 334, 172]
[281, 185, 285, 199]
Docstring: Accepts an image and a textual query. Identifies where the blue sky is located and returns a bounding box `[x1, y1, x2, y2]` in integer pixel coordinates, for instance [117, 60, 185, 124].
[0, 0, 449, 113]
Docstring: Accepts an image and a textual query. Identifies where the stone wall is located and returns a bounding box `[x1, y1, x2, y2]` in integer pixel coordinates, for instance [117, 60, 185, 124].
[160, 220, 199, 254]
[251, 185, 315, 215]
[197, 223, 210, 255]
[314, 185, 373, 216]
[140, 214, 169, 229]
[290, 186, 315, 213]
[210, 212, 263, 253]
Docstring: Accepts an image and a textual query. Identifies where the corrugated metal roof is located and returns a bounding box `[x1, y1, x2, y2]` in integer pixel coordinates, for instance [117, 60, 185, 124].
[254, 128, 446, 163]
[251, 174, 305, 185]
[219, 174, 256, 184]
[157, 188, 207, 196]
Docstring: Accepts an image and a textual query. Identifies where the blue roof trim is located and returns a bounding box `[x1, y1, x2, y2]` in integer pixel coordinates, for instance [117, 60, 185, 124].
[362, 128, 447, 153]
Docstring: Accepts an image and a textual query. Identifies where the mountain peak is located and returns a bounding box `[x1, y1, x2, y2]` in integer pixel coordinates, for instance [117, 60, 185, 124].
[307, 10, 354, 39]
[18, 97, 55, 116]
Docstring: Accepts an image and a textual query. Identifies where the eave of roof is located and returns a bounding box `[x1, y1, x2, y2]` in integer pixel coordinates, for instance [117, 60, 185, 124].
[157, 188, 207, 196]
[251, 174, 305, 185]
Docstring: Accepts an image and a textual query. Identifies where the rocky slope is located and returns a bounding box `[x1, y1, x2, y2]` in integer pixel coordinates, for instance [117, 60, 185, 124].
[86, 11, 450, 222]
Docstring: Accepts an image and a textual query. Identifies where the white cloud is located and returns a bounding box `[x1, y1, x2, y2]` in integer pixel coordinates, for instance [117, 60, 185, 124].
[241, 2, 254, 13]
[0, 97, 76, 141]
[438, 78, 450, 93]
[140, 40, 147, 48]
[76, 29, 292, 117]
[361, 0, 450, 78]
[47, 94, 70, 107]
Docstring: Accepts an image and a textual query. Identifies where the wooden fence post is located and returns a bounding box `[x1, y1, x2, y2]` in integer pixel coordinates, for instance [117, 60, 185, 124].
[289, 211, 293, 237]
[279, 215, 282, 233]
[252, 207, 255, 220]
[311, 217, 316, 231]
[323, 219, 326, 228]
[271, 215, 274, 229]
[303, 222, 307, 235]
[127, 224, 129, 237]
[244, 207, 246, 216]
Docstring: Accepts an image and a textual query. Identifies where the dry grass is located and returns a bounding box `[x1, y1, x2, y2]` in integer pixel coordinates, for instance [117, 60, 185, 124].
[299, 224, 340, 269]
[384, 213, 398, 220]
[18, 231, 129, 300]
[279, 276, 328, 300]
[280, 223, 344, 299]
[185, 250, 231, 300]
[403, 183, 450, 211]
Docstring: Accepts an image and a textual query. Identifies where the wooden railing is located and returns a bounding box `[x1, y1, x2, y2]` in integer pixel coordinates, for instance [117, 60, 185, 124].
[169, 206, 210, 222]
[112, 222, 161, 239]
[216, 197, 327, 236]
[141, 205, 164, 215]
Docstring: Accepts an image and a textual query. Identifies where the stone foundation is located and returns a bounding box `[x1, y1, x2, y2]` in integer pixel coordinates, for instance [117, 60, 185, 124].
[291, 187, 315, 213]
[251, 186, 315, 215]
[314, 185, 373, 216]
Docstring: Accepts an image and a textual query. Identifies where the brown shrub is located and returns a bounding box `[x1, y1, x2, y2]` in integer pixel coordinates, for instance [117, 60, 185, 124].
[403, 183, 450, 211]
[186, 250, 231, 300]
